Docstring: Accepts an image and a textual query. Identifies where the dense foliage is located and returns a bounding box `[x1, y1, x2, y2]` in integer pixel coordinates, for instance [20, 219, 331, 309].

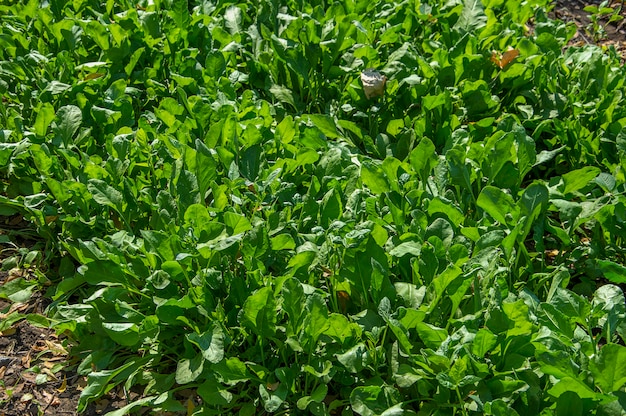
[1, 0, 626, 414]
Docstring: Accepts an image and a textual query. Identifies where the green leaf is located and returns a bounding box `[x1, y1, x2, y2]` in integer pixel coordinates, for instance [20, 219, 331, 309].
[361, 159, 390, 194]
[350, 386, 402, 416]
[269, 85, 299, 111]
[186, 323, 225, 364]
[81, 260, 128, 286]
[428, 197, 465, 226]
[596, 260, 626, 284]
[271, 234, 296, 250]
[240, 287, 277, 337]
[548, 376, 599, 400]
[556, 391, 583, 416]
[78, 359, 147, 412]
[102, 322, 140, 347]
[176, 353, 205, 384]
[590, 344, 626, 393]
[0, 277, 36, 303]
[561, 166, 601, 195]
[198, 375, 233, 406]
[34, 103, 55, 137]
[212, 357, 249, 385]
[415, 322, 447, 349]
[223, 212, 251, 235]
[454, 0, 487, 33]
[477, 186, 518, 225]
[303, 293, 329, 349]
[472, 328, 498, 358]
[169, 0, 190, 29]
[409, 137, 439, 173]
[224, 5, 242, 35]
[520, 182, 549, 216]
[88, 179, 124, 213]
[53, 105, 82, 144]
[308, 114, 339, 139]
[336, 343, 368, 373]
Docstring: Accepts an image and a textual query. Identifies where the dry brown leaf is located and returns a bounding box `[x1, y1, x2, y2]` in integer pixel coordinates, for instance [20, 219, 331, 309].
[491, 49, 520, 69]
[95, 398, 110, 412]
[21, 351, 31, 368]
[20, 393, 34, 403]
[42, 390, 61, 406]
[44, 340, 69, 356]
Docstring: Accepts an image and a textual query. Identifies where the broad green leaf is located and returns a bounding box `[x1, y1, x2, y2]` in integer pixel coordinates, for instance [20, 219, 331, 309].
[590, 344, 626, 393]
[224, 6, 242, 35]
[561, 166, 601, 195]
[361, 159, 390, 194]
[84, 20, 110, 50]
[350, 385, 402, 416]
[303, 293, 329, 348]
[548, 376, 599, 400]
[212, 357, 249, 385]
[454, 0, 487, 33]
[206, 52, 226, 78]
[88, 179, 123, 213]
[53, 105, 82, 144]
[276, 115, 296, 144]
[309, 114, 340, 139]
[223, 212, 251, 235]
[186, 324, 224, 364]
[477, 186, 518, 225]
[283, 278, 305, 338]
[34, 103, 55, 137]
[169, 0, 190, 28]
[198, 375, 233, 406]
[592, 284, 625, 336]
[176, 353, 204, 384]
[102, 322, 140, 347]
[503, 299, 534, 336]
[0, 276, 36, 304]
[427, 197, 465, 225]
[81, 260, 128, 286]
[520, 182, 549, 216]
[271, 234, 296, 250]
[596, 260, 626, 284]
[337, 343, 368, 373]
[78, 359, 147, 412]
[549, 288, 591, 324]
[556, 391, 583, 416]
[240, 287, 276, 337]
[270, 85, 299, 111]
[472, 328, 498, 357]
[415, 322, 447, 349]
[259, 383, 288, 413]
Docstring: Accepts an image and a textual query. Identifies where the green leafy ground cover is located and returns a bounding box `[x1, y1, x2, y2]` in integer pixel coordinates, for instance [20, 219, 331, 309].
[1, 0, 626, 414]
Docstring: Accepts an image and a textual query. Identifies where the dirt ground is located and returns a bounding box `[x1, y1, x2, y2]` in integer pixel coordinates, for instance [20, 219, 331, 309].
[2, 1, 626, 415]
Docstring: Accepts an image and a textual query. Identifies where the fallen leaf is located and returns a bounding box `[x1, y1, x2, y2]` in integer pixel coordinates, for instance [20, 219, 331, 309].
[57, 374, 67, 393]
[21, 351, 31, 368]
[44, 340, 69, 356]
[266, 381, 280, 391]
[491, 48, 520, 69]
[42, 390, 61, 406]
[95, 398, 110, 412]
[0, 328, 17, 336]
[20, 393, 34, 402]
[186, 397, 195, 415]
